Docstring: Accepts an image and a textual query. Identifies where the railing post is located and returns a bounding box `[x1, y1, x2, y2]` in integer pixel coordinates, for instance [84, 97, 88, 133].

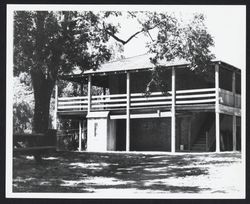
[88, 75, 92, 113]
[215, 63, 220, 152]
[53, 81, 58, 129]
[171, 67, 176, 153]
[102, 87, 106, 110]
[126, 72, 131, 152]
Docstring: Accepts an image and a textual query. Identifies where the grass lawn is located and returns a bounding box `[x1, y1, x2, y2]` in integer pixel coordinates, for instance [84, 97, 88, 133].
[13, 151, 244, 197]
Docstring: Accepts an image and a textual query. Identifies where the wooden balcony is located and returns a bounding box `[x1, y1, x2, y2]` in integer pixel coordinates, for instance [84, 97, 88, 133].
[57, 87, 241, 116]
[57, 88, 216, 113]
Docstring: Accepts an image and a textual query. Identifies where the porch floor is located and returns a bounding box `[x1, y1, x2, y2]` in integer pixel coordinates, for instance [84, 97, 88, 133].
[57, 104, 215, 117]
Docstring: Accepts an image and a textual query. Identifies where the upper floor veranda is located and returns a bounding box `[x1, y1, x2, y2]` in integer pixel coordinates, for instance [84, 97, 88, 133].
[56, 54, 241, 118]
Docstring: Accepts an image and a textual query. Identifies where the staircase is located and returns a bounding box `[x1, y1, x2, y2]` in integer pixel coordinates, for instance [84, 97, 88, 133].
[190, 112, 216, 152]
[191, 114, 226, 152]
[191, 134, 207, 152]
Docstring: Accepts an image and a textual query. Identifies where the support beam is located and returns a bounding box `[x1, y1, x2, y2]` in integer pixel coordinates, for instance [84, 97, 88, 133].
[171, 67, 176, 153]
[232, 71, 236, 106]
[126, 72, 131, 152]
[78, 120, 82, 152]
[233, 115, 237, 151]
[232, 71, 237, 151]
[88, 75, 92, 113]
[215, 64, 220, 152]
[53, 81, 58, 129]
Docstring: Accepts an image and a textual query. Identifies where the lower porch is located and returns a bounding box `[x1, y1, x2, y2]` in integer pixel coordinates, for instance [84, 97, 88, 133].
[56, 108, 241, 153]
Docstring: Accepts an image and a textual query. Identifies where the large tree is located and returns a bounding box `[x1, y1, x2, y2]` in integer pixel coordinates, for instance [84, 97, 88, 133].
[14, 11, 117, 133]
[14, 10, 214, 134]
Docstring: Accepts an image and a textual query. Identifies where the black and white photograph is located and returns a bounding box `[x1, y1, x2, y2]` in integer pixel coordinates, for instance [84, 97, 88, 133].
[6, 4, 246, 199]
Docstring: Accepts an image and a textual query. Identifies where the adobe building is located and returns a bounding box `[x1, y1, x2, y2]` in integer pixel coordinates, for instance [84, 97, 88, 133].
[55, 54, 241, 152]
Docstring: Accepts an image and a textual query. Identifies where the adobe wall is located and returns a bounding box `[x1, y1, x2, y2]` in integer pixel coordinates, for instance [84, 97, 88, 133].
[176, 115, 192, 150]
[115, 119, 126, 151]
[176, 69, 214, 90]
[130, 118, 171, 151]
[108, 68, 213, 94]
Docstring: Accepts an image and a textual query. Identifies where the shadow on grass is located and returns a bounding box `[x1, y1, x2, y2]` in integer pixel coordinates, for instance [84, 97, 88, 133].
[13, 152, 241, 193]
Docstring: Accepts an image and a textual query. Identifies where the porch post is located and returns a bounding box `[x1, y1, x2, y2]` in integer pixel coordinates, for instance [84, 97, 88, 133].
[53, 81, 58, 129]
[215, 64, 220, 152]
[78, 120, 82, 151]
[171, 67, 176, 153]
[232, 71, 237, 151]
[233, 115, 237, 151]
[88, 75, 92, 113]
[126, 72, 131, 151]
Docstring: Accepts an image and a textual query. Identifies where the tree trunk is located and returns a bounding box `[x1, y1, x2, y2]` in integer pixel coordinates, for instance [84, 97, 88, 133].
[31, 68, 55, 163]
[31, 69, 54, 133]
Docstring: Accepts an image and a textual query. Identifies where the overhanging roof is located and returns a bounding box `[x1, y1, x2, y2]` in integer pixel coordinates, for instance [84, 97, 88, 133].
[84, 54, 189, 74]
[59, 53, 241, 84]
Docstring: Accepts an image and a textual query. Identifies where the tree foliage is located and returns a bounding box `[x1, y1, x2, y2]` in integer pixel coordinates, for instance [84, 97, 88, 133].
[13, 73, 33, 133]
[14, 11, 116, 133]
[146, 13, 214, 94]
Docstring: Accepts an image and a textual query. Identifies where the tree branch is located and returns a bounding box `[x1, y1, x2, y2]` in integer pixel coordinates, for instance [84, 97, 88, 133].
[103, 21, 158, 45]
[105, 29, 144, 45]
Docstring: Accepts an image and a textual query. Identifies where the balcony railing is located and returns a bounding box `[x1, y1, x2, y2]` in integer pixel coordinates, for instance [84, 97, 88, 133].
[57, 88, 218, 112]
[219, 88, 241, 108]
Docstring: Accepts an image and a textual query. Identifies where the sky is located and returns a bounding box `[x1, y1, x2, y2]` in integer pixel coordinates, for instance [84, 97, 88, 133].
[114, 6, 246, 70]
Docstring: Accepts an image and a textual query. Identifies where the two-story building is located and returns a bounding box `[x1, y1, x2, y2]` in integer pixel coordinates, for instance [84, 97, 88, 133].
[55, 54, 241, 153]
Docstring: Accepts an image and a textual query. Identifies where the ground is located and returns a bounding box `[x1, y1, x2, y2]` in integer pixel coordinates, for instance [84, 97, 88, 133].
[13, 151, 244, 198]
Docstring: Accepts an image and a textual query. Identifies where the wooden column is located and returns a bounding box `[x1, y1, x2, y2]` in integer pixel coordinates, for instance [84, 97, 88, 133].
[53, 81, 58, 129]
[79, 82, 84, 151]
[78, 120, 82, 151]
[126, 72, 131, 152]
[88, 75, 92, 113]
[232, 71, 237, 151]
[215, 64, 220, 152]
[232, 72, 236, 106]
[171, 67, 176, 153]
[233, 115, 237, 151]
